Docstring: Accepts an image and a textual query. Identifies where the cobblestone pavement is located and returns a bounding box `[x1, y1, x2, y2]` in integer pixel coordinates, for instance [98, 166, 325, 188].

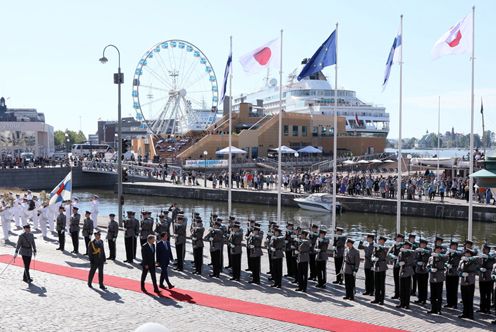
[1, 226, 495, 332]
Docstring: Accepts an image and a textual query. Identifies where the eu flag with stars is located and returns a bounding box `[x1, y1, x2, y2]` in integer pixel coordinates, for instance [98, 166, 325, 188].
[297, 30, 336, 81]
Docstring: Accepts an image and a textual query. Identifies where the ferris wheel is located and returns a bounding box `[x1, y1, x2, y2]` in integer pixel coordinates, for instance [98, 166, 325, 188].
[132, 40, 219, 135]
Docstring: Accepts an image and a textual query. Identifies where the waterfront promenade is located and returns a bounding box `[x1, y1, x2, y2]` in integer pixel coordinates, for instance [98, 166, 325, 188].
[0, 222, 494, 332]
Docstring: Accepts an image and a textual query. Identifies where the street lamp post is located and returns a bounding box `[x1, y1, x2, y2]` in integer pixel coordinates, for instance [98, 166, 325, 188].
[203, 150, 208, 187]
[100, 45, 124, 226]
[294, 152, 299, 172]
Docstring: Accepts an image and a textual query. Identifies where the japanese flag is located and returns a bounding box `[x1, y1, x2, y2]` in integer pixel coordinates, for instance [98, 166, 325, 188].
[432, 13, 473, 60]
[239, 38, 281, 74]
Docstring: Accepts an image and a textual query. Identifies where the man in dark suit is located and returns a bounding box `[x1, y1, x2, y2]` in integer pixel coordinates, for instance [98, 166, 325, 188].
[140, 234, 160, 293]
[87, 231, 106, 290]
[156, 232, 175, 289]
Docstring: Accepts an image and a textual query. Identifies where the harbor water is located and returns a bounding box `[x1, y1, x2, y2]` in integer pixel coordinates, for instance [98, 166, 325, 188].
[74, 189, 496, 245]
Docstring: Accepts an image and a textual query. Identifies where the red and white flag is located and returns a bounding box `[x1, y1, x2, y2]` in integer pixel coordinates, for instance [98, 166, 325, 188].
[432, 13, 473, 60]
[239, 38, 280, 74]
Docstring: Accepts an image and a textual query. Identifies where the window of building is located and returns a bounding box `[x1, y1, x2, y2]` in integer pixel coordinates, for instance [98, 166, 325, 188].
[321, 126, 327, 136]
[283, 125, 289, 136]
[302, 126, 307, 136]
[312, 126, 318, 137]
[292, 125, 298, 136]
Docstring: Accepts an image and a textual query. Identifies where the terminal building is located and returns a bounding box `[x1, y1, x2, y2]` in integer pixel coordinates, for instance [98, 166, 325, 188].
[0, 97, 54, 157]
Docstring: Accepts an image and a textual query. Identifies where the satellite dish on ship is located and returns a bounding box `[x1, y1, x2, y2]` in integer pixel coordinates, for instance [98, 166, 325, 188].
[269, 78, 277, 87]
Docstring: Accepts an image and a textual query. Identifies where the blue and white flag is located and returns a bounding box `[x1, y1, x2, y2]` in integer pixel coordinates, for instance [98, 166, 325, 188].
[297, 30, 337, 81]
[382, 32, 402, 91]
[220, 52, 232, 102]
[49, 171, 72, 205]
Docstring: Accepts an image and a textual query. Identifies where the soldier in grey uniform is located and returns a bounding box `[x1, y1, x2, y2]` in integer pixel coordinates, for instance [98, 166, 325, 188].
[315, 227, 330, 288]
[458, 248, 479, 320]
[169, 203, 180, 222]
[106, 213, 118, 260]
[269, 226, 284, 288]
[265, 221, 275, 277]
[343, 238, 360, 300]
[173, 214, 187, 271]
[308, 224, 319, 281]
[445, 240, 462, 308]
[225, 216, 236, 270]
[414, 239, 431, 305]
[87, 231, 106, 290]
[426, 244, 448, 314]
[124, 211, 139, 263]
[15, 224, 36, 283]
[191, 217, 205, 275]
[477, 243, 495, 314]
[371, 235, 388, 305]
[295, 230, 310, 292]
[284, 222, 295, 278]
[140, 211, 154, 247]
[228, 222, 243, 281]
[154, 213, 168, 236]
[332, 227, 346, 285]
[205, 220, 223, 278]
[387, 233, 404, 299]
[69, 206, 81, 254]
[358, 233, 375, 296]
[397, 241, 415, 309]
[247, 226, 263, 284]
[82, 211, 94, 256]
[56, 205, 66, 251]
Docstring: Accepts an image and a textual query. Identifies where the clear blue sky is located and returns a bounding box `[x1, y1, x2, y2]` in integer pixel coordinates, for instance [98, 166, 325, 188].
[1, 0, 494, 139]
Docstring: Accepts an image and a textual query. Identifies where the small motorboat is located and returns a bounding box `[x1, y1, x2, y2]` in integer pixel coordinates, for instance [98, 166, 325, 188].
[294, 193, 342, 213]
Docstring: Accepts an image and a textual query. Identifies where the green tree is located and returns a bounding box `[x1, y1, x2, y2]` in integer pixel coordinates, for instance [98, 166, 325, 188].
[54, 130, 87, 148]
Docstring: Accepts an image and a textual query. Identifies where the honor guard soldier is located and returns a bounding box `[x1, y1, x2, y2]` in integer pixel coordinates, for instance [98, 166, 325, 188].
[56, 205, 66, 251]
[265, 221, 276, 276]
[332, 227, 346, 285]
[154, 213, 168, 235]
[414, 239, 431, 305]
[358, 233, 375, 296]
[315, 226, 329, 288]
[371, 236, 388, 305]
[284, 222, 296, 279]
[491, 264, 496, 325]
[308, 224, 319, 281]
[343, 238, 360, 300]
[397, 240, 415, 309]
[14, 224, 36, 283]
[169, 203, 180, 222]
[69, 206, 81, 254]
[269, 226, 284, 288]
[295, 230, 310, 292]
[205, 220, 223, 278]
[245, 219, 255, 271]
[228, 221, 243, 281]
[225, 216, 236, 269]
[477, 243, 495, 314]
[458, 248, 479, 320]
[219, 218, 229, 270]
[445, 240, 462, 309]
[291, 227, 301, 284]
[106, 213, 118, 260]
[87, 231, 106, 290]
[408, 234, 419, 296]
[173, 214, 187, 271]
[191, 217, 205, 275]
[82, 211, 94, 256]
[247, 225, 263, 284]
[387, 233, 404, 299]
[140, 211, 154, 246]
[434, 236, 447, 254]
[426, 244, 448, 314]
[124, 211, 139, 263]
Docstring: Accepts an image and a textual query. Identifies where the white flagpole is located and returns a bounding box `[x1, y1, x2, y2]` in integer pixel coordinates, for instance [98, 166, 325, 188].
[437, 95, 441, 178]
[331, 23, 338, 236]
[468, 6, 475, 241]
[277, 29, 283, 224]
[228, 36, 233, 217]
[396, 14, 403, 235]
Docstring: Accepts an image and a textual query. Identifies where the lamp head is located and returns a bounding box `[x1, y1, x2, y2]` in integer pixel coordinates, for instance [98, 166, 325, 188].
[99, 56, 108, 64]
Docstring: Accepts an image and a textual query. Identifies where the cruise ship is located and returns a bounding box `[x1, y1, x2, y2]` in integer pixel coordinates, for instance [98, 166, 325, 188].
[233, 60, 389, 139]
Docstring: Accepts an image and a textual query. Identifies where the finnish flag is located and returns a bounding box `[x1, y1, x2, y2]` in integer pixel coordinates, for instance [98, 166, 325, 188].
[382, 32, 402, 91]
[220, 52, 232, 102]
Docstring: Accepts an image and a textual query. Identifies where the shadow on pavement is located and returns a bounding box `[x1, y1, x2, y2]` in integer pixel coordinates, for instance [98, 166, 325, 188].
[23, 282, 47, 297]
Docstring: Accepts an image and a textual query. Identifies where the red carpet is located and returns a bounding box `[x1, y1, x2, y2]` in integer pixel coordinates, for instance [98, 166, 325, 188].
[0, 254, 404, 332]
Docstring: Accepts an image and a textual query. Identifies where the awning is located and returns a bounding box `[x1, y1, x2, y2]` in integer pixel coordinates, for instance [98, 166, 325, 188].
[215, 146, 247, 155]
[297, 145, 323, 154]
[270, 145, 298, 154]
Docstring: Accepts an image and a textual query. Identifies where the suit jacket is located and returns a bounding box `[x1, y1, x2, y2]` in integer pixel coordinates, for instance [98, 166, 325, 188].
[15, 233, 36, 257]
[156, 240, 174, 267]
[141, 243, 156, 268]
[56, 213, 66, 232]
[88, 239, 106, 265]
